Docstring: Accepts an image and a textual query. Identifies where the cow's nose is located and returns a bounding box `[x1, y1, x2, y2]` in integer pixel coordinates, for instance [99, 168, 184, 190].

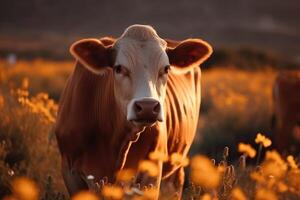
[134, 99, 161, 122]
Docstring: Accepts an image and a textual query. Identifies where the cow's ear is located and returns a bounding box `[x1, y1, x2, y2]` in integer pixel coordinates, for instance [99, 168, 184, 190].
[166, 39, 212, 73]
[70, 38, 113, 75]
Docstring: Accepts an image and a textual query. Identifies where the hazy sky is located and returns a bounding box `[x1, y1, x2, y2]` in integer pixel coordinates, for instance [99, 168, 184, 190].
[1, 0, 299, 62]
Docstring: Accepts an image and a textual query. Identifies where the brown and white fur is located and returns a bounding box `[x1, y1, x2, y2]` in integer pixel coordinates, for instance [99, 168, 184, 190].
[55, 24, 212, 199]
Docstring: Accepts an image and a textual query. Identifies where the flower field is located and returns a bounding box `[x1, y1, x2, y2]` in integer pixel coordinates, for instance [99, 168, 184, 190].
[0, 59, 299, 200]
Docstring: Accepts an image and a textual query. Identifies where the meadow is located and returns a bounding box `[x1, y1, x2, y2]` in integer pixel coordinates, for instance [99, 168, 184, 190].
[0, 59, 299, 200]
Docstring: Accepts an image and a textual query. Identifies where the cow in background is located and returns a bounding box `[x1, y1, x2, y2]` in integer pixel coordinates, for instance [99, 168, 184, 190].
[55, 24, 212, 199]
[273, 70, 300, 156]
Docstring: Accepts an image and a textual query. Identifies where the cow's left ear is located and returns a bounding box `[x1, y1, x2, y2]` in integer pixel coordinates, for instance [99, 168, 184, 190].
[166, 39, 212, 73]
[70, 38, 113, 75]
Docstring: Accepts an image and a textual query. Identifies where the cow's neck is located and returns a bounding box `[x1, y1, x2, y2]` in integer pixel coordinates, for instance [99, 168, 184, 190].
[108, 96, 145, 171]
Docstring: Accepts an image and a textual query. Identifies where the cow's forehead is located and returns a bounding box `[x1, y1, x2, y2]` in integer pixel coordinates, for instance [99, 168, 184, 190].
[114, 38, 169, 69]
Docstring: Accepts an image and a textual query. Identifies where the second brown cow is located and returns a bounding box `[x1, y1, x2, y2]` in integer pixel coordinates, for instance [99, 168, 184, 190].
[273, 70, 300, 156]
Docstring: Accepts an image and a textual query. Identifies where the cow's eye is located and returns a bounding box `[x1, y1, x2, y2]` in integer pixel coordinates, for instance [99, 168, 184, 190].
[113, 65, 129, 76]
[164, 65, 171, 74]
[114, 65, 122, 73]
[159, 65, 171, 77]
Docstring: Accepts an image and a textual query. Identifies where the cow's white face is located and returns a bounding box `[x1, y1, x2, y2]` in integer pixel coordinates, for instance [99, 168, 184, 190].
[69, 25, 212, 127]
[113, 37, 169, 126]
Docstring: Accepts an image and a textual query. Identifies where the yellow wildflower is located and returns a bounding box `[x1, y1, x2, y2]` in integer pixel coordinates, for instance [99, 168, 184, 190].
[138, 160, 159, 177]
[238, 143, 256, 158]
[15, 90, 57, 124]
[102, 185, 124, 200]
[255, 188, 277, 200]
[265, 150, 285, 165]
[266, 176, 276, 188]
[255, 133, 272, 147]
[287, 170, 300, 192]
[277, 181, 288, 193]
[190, 155, 220, 189]
[231, 187, 247, 200]
[72, 191, 99, 200]
[170, 153, 189, 167]
[261, 162, 285, 179]
[260, 150, 287, 179]
[287, 155, 298, 169]
[116, 168, 135, 182]
[36, 92, 49, 100]
[12, 177, 39, 200]
[200, 193, 212, 200]
[149, 151, 168, 162]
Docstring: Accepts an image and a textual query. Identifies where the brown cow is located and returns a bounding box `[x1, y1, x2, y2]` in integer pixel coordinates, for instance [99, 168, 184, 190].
[273, 70, 300, 156]
[55, 24, 212, 198]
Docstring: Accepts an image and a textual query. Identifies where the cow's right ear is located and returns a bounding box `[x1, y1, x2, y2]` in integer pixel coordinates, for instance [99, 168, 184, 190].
[70, 39, 113, 75]
[166, 39, 212, 74]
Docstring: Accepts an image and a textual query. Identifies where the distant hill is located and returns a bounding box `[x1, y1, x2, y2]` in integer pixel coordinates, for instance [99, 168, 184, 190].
[0, 0, 299, 64]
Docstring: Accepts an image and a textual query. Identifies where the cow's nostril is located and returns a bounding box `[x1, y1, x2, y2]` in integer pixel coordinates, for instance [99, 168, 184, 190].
[133, 99, 161, 121]
[153, 102, 160, 114]
[134, 102, 143, 113]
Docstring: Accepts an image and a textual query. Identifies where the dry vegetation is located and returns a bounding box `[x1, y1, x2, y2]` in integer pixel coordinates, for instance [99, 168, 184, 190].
[194, 67, 276, 159]
[0, 59, 299, 200]
[0, 60, 66, 199]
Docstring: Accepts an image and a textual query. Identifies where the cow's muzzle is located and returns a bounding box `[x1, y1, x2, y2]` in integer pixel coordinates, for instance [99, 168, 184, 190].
[127, 98, 163, 126]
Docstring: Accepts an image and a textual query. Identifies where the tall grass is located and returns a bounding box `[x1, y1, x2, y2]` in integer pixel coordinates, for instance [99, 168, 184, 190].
[0, 61, 65, 198]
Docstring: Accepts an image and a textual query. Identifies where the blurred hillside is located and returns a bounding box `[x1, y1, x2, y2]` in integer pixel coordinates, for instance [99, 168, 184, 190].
[0, 0, 300, 65]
